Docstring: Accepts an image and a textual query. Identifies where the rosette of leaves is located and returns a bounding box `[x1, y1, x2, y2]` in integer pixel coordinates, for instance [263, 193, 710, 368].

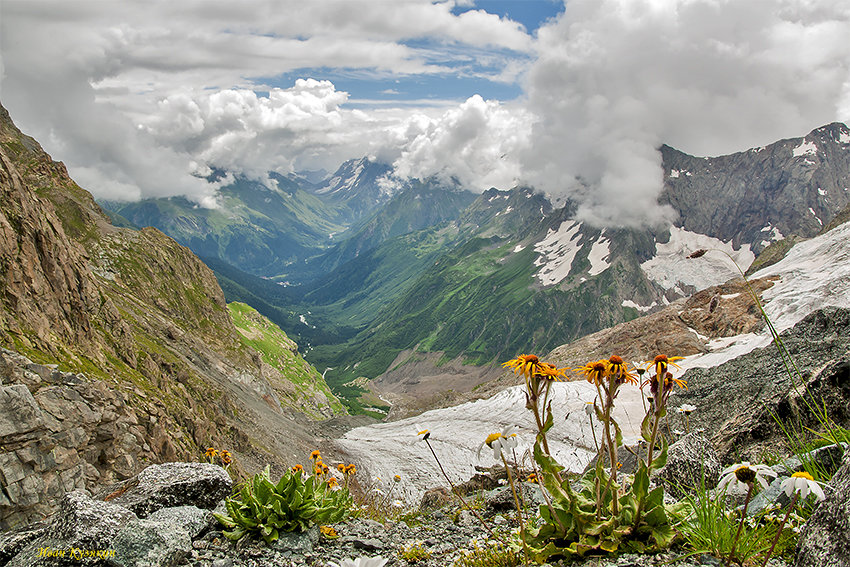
[213, 465, 352, 544]
[523, 415, 689, 562]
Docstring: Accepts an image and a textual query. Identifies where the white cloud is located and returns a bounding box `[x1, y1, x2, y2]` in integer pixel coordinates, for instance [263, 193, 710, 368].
[0, 0, 531, 204]
[2, 0, 850, 224]
[389, 95, 531, 191]
[519, 0, 850, 227]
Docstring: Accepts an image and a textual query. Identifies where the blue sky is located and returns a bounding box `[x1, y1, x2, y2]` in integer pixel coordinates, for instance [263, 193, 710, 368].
[265, 1, 565, 106]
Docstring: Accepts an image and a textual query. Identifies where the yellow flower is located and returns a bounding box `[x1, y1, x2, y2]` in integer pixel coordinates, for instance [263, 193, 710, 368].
[345, 463, 356, 475]
[394, 474, 401, 483]
[219, 450, 232, 465]
[319, 525, 338, 539]
[205, 447, 218, 459]
[291, 464, 304, 474]
[327, 476, 339, 488]
[647, 354, 684, 376]
[608, 355, 638, 385]
[310, 450, 321, 460]
[337, 463, 347, 473]
[502, 354, 542, 378]
[574, 360, 608, 385]
[665, 372, 688, 391]
[533, 362, 565, 381]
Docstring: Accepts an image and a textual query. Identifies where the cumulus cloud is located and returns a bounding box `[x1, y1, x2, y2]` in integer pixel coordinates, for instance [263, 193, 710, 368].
[519, 0, 850, 227]
[387, 95, 531, 191]
[0, 0, 531, 204]
[2, 0, 850, 226]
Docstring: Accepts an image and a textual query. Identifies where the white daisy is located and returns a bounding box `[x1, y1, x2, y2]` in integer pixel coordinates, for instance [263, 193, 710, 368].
[477, 425, 519, 461]
[327, 557, 388, 567]
[780, 471, 826, 501]
[718, 462, 776, 493]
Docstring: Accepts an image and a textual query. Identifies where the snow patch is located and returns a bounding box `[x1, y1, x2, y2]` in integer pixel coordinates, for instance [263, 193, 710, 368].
[513, 244, 525, 253]
[622, 299, 658, 313]
[533, 221, 582, 286]
[792, 140, 818, 157]
[587, 234, 611, 276]
[669, 169, 680, 178]
[818, 188, 827, 196]
[640, 227, 755, 294]
[840, 130, 850, 144]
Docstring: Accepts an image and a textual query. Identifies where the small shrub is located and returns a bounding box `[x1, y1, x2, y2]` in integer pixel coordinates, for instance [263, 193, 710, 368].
[453, 539, 523, 567]
[398, 540, 431, 564]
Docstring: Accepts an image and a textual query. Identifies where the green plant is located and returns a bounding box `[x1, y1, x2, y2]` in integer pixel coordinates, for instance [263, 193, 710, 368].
[213, 464, 352, 544]
[679, 479, 779, 565]
[504, 354, 689, 562]
[453, 538, 523, 567]
[398, 540, 431, 563]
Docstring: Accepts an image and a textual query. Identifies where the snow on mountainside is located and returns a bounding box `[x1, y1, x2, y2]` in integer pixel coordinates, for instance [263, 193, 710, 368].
[334, 218, 850, 502]
[640, 226, 755, 296]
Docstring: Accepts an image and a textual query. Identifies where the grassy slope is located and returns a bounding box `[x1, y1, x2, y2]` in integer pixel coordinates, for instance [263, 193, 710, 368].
[227, 302, 345, 418]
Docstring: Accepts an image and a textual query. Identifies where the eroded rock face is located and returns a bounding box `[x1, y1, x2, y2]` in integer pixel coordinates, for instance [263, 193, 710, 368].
[0, 350, 154, 530]
[795, 451, 850, 567]
[8, 490, 138, 567]
[675, 307, 850, 462]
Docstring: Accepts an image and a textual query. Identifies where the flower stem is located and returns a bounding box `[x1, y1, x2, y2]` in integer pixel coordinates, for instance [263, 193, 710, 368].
[725, 482, 754, 567]
[761, 493, 798, 567]
[423, 438, 498, 540]
[501, 452, 530, 565]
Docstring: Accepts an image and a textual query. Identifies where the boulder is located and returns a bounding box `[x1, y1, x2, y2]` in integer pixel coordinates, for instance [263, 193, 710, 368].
[655, 433, 721, 499]
[8, 490, 137, 566]
[795, 451, 850, 567]
[109, 505, 212, 567]
[102, 462, 232, 517]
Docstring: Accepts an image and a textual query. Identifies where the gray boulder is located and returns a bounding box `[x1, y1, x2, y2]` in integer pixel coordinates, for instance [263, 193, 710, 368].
[655, 433, 721, 499]
[102, 462, 232, 517]
[8, 490, 137, 566]
[795, 450, 850, 567]
[109, 505, 212, 567]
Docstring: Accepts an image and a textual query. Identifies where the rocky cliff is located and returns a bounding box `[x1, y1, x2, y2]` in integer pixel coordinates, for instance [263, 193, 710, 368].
[0, 103, 342, 529]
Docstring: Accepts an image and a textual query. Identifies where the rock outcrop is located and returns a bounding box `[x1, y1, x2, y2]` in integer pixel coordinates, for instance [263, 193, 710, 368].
[675, 307, 850, 462]
[4, 462, 229, 567]
[0, 350, 151, 530]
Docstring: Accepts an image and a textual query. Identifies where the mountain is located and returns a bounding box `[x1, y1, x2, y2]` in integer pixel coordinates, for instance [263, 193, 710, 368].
[0, 102, 344, 529]
[312, 157, 396, 222]
[98, 120, 850, 417]
[106, 172, 346, 278]
[302, 123, 850, 412]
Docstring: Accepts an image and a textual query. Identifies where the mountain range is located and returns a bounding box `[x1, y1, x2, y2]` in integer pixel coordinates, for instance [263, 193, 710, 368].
[102, 121, 850, 414]
[3, 93, 850, 534]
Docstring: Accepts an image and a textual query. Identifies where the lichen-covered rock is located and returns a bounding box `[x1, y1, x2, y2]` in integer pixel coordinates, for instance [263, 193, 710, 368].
[103, 462, 232, 517]
[110, 505, 212, 567]
[8, 490, 137, 566]
[655, 433, 721, 499]
[795, 451, 850, 567]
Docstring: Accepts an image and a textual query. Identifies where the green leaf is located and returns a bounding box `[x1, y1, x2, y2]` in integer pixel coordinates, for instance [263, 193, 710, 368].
[640, 412, 654, 442]
[212, 512, 236, 529]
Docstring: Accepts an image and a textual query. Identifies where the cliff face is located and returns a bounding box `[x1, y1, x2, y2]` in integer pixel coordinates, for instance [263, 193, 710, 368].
[660, 122, 850, 252]
[0, 103, 339, 529]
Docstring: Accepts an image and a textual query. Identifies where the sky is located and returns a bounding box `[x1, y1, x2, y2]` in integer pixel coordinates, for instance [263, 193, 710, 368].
[2, 0, 850, 226]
